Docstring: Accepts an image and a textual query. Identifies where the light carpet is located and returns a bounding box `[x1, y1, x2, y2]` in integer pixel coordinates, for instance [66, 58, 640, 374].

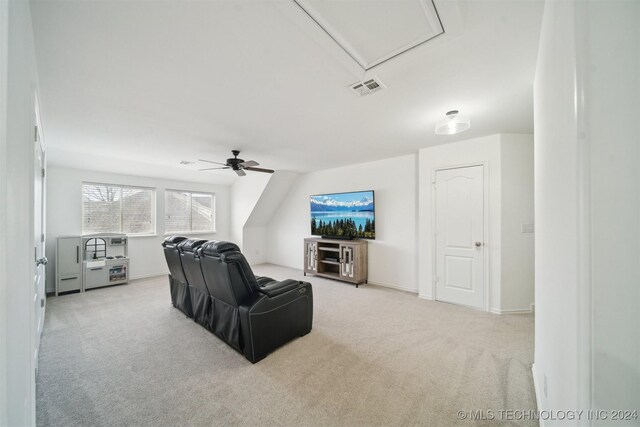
[36, 264, 536, 426]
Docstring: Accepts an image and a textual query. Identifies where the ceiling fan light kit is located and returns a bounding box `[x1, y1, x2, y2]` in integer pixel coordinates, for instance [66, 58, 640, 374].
[435, 110, 471, 135]
[199, 150, 274, 177]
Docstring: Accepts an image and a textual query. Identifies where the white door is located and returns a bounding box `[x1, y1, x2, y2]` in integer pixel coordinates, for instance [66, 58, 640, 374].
[33, 109, 46, 372]
[434, 165, 485, 309]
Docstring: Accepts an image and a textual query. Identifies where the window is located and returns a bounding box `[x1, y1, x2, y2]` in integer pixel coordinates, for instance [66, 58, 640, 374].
[165, 190, 215, 233]
[82, 183, 155, 235]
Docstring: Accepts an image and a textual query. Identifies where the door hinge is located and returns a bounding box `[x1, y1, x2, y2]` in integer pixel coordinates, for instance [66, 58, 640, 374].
[41, 233, 45, 242]
[34, 125, 38, 142]
[42, 168, 45, 178]
[435, 275, 439, 283]
[41, 298, 45, 308]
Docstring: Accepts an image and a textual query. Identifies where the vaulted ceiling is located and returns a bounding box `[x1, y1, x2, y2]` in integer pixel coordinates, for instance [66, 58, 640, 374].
[30, 0, 543, 184]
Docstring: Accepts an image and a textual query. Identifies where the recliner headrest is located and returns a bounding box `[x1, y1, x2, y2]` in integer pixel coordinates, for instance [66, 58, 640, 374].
[201, 240, 240, 257]
[177, 238, 208, 253]
[162, 235, 187, 247]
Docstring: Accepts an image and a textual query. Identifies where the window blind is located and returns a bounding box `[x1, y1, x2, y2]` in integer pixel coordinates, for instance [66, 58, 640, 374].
[82, 183, 155, 234]
[165, 190, 215, 233]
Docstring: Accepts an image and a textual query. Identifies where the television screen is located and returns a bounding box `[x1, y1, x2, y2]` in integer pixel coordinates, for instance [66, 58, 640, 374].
[310, 190, 375, 239]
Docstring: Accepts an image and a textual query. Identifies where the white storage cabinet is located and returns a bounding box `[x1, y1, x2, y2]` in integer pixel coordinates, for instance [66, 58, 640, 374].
[56, 236, 82, 295]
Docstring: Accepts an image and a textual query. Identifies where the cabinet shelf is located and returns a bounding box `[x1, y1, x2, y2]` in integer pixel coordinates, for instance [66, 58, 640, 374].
[320, 260, 340, 265]
[318, 246, 340, 252]
[320, 271, 340, 278]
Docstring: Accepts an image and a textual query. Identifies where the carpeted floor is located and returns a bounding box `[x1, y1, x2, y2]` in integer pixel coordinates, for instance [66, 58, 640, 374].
[36, 264, 536, 426]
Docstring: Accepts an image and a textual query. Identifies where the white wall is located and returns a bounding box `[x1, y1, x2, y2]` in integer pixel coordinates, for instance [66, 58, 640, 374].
[0, 0, 8, 423]
[243, 226, 268, 265]
[45, 166, 231, 292]
[2, 0, 39, 424]
[229, 173, 270, 249]
[500, 134, 534, 312]
[0, 2, 9, 426]
[533, 0, 640, 419]
[418, 135, 502, 309]
[242, 171, 298, 265]
[228, 171, 299, 265]
[586, 2, 639, 413]
[534, 0, 581, 413]
[266, 154, 418, 292]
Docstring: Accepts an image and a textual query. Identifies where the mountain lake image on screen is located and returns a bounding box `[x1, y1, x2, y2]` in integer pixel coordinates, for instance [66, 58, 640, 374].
[310, 190, 375, 239]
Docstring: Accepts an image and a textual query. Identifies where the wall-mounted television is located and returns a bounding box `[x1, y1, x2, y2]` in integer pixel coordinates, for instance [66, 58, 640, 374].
[310, 190, 375, 239]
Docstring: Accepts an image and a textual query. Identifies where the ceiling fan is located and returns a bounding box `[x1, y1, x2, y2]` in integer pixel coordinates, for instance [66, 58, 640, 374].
[199, 150, 274, 177]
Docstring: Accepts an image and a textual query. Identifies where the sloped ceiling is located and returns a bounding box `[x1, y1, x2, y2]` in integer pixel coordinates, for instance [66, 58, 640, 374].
[30, 0, 543, 184]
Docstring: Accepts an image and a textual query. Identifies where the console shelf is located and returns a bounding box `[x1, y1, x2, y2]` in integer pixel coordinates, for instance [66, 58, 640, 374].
[304, 238, 368, 287]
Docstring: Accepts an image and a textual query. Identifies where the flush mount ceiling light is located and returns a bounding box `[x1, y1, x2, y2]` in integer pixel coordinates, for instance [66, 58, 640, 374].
[435, 110, 471, 135]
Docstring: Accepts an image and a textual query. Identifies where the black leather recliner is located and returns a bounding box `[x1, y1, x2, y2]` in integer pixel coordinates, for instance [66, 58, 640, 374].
[199, 241, 313, 363]
[178, 238, 210, 327]
[162, 235, 191, 317]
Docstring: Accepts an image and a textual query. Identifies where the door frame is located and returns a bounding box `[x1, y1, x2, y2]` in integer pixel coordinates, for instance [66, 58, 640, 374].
[33, 94, 46, 370]
[431, 161, 490, 311]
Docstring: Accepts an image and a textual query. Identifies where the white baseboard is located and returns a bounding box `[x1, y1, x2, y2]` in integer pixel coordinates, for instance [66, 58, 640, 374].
[531, 363, 545, 427]
[489, 307, 534, 315]
[366, 280, 418, 294]
[418, 293, 433, 300]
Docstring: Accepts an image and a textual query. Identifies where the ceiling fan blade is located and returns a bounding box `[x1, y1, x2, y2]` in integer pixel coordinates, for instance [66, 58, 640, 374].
[239, 160, 259, 167]
[198, 159, 228, 166]
[245, 166, 274, 174]
[199, 166, 230, 171]
[234, 169, 247, 177]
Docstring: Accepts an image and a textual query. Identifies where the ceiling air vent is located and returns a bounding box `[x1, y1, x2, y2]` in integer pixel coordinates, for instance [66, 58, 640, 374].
[350, 77, 386, 97]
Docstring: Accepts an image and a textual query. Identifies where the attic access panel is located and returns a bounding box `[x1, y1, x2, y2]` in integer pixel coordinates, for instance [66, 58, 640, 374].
[294, 0, 444, 71]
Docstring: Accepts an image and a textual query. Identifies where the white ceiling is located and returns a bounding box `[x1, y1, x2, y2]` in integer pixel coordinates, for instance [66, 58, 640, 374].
[30, 0, 543, 185]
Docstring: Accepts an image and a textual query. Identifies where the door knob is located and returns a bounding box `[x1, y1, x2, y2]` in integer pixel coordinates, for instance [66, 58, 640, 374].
[475, 242, 482, 247]
[36, 256, 48, 266]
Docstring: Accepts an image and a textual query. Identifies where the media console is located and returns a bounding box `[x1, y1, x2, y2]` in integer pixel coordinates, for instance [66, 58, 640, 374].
[303, 237, 368, 287]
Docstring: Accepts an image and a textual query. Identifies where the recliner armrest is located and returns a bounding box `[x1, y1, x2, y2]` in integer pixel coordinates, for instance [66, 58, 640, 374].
[256, 276, 275, 287]
[258, 279, 300, 297]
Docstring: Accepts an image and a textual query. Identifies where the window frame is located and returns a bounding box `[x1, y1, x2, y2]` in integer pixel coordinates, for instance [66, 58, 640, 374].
[164, 189, 216, 235]
[81, 182, 157, 236]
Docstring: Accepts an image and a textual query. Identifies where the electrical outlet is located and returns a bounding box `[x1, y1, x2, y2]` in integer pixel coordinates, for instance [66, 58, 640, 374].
[544, 374, 548, 398]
